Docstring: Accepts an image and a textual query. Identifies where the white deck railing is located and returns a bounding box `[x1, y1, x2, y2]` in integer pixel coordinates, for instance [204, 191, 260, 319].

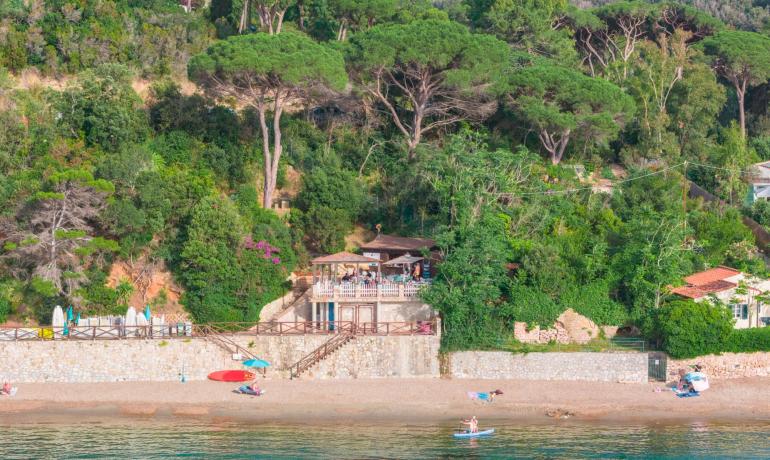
[312, 281, 429, 300]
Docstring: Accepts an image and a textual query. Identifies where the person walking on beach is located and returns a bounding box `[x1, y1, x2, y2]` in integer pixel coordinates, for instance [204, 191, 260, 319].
[461, 416, 479, 433]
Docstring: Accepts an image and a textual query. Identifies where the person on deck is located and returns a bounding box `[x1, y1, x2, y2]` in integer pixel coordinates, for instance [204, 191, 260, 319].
[461, 416, 479, 433]
[1, 382, 11, 395]
[412, 263, 422, 281]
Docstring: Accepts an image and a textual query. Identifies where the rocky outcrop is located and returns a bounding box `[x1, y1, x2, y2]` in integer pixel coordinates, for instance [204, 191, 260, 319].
[514, 309, 618, 344]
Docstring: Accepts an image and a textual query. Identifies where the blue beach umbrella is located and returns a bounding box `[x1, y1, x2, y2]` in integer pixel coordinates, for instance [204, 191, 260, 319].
[66, 305, 74, 322]
[75, 312, 81, 326]
[242, 359, 270, 368]
[144, 305, 151, 321]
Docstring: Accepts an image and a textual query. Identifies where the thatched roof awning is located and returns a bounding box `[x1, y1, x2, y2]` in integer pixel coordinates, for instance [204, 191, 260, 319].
[359, 234, 436, 252]
[311, 252, 380, 265]
[383, 254, 423, 266]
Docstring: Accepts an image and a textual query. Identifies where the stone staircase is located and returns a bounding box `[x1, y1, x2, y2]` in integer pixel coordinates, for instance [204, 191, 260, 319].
[265, 286, 310, 322]
[198, 325, 266, 374]
[287, 333, 356, 379]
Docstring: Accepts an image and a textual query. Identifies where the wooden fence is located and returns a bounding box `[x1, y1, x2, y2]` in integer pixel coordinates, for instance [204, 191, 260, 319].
[0, 320, 437, 341]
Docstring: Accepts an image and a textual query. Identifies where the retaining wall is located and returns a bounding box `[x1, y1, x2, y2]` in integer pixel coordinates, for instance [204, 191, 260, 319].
[667, 352, 770, 381]
[0, 335, 440, 383]
[448, 351, 648, 383]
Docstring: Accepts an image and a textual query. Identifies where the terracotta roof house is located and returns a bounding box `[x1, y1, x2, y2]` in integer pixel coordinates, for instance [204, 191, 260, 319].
[748, 160, 770, 204]
[671, 266, 770, 329]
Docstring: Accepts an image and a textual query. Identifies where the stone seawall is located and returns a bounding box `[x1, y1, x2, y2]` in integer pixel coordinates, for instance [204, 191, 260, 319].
[667, 352, 770, 381]
[448, 351, 647, 383]
[0, 335, 440, 383]
[229, 335, 440, 379]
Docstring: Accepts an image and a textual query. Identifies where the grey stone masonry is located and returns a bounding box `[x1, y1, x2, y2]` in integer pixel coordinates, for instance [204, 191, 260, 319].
[0, 335, 441, 383]
[448, 351, 648, 383]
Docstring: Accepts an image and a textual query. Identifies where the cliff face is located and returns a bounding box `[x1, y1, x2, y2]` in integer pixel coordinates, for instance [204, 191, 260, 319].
[106, 257, 187, 322]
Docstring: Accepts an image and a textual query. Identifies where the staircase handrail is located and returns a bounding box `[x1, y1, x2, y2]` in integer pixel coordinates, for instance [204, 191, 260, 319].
[288, 332, 354, 379]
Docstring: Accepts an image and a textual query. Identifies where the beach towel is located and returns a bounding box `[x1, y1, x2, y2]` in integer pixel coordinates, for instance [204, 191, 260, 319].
[672, 388, 699, 398]
[467, 391, 490, 401]
[235, 385, 265, 396]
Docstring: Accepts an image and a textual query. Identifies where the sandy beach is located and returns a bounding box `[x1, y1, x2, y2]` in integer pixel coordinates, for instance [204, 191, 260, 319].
[1, 377, 769, 424]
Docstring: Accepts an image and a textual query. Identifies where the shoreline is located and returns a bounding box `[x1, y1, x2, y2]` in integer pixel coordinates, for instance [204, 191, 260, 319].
[1, 378, 770, 425]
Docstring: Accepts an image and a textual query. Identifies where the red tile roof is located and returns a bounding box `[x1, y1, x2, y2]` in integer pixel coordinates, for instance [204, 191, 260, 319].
[683, 267, 741, 286]
[670, 280, 737, 299]
[359, 234, 436, 252]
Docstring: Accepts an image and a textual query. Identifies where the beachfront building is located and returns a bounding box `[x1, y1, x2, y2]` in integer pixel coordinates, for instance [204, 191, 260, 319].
[670, 266, 770, 329]
[747, 160, 770, 204]
[309, 251, 436, 331]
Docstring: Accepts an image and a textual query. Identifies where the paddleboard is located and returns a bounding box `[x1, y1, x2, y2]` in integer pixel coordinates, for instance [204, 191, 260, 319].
[453, 428, 495, 438]
[208, 370, 256, 382]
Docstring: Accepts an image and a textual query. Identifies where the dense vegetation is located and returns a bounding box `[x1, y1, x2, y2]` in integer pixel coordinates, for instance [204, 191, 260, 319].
[2, 1, 770, 355]
[657, 299, 770, 358]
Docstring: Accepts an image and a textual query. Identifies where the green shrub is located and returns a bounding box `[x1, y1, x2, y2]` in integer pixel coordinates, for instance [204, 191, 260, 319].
[0, 296, 9, 323]
[724, 327, 770, 353]
[561, 281, 628, 326]
[502, 284, 563, 328]
[658, 300, 734, 359]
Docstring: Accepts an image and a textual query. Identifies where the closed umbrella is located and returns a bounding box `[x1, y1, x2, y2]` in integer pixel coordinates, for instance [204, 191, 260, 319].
[75, 312, 81, 326]
[125, 306, 137, 337]
[52, 305, 64, 338]
[136, 312, 148, 336]
[144, 305, 151, 321]
[52, 305, 64, 327]
[66, 305, 73, 323]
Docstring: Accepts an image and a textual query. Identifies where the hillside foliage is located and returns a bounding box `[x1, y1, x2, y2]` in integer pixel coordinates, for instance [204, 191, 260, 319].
[1, 0, 770, 352]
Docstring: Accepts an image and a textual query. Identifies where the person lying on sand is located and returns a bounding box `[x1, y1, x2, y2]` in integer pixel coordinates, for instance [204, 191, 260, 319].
[487, 389, 503, 403]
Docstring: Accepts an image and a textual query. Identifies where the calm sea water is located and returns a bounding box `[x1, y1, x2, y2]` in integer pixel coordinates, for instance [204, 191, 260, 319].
[0, 420, 769, 459]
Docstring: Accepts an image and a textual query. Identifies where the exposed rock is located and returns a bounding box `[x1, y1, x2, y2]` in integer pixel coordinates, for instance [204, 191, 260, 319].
[514, 309, 616, 344]
[107, 257, 187, 321]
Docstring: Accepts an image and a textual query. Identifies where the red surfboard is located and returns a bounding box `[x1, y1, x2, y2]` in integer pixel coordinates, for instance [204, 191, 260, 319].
[208, 370, 256, 382]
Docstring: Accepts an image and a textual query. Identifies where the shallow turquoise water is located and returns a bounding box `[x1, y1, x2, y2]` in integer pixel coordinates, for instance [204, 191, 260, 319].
[1, 420, 769, 459]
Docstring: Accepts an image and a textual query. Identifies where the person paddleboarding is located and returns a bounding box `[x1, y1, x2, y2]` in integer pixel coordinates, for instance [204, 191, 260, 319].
[461, 416, 479, 433]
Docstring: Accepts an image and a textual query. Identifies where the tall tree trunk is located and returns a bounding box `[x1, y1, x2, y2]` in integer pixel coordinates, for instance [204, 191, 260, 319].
[297, 0, 305, 30]
[275, 9, 285, 34]
[539, 129, 571, 165]
[736, 79, 747, 138]
[408, 111, 423, 161]
[553, 130, 571, 164]
[257, 95, 273, 209]
[337, 19, 348, 41]
[239, 0, 250, 34]
[269, 90, 284, 209]
[257, 90, 286, 209]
